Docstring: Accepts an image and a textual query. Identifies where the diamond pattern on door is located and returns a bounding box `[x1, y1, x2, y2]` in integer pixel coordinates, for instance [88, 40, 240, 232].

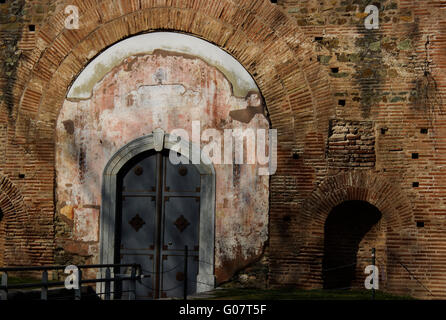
[129, 214, 146, 232]
[174, 215, 190, 233]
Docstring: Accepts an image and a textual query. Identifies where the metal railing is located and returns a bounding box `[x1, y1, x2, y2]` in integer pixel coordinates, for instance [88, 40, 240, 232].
[0, 263, 141, 300]
[321, 248, 434, 299]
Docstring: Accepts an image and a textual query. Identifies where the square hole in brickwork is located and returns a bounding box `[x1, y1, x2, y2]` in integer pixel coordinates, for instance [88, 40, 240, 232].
[420, 128, 428, 134]
[381, 127, 388, 134]
[413, 182, 419, 188]
[315, 36, 323, 42]
[417, 221, 424, 228]
[331, 67, 339, 73]
[18, 173, 25, 179]
[338, 99, 346, 106]
[270, 0, 277, 3]
[28, 25, 35, 32]
[412, 153, 419, 159]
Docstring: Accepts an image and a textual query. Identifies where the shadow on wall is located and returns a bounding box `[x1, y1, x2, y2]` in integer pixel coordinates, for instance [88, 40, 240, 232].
[322, 200, 382, 289]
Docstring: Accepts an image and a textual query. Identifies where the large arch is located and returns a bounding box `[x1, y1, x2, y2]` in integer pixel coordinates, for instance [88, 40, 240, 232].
[100, 130, 216, 293]
[9, 0, 336, 280]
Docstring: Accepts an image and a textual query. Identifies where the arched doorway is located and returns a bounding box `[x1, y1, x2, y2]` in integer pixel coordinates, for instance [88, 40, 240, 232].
[57, 31, 271, 290]
[322, 200, 382, 289]
[99, 131, 216, 299]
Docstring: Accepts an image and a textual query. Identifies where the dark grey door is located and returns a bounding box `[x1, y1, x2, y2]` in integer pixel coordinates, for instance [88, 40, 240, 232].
[118, 150, 200, 299]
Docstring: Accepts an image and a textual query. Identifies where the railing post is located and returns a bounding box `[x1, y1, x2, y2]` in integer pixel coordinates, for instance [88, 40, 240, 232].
[0, 272, 7, 300]
[129, 265, 136, 300]
[104, 267, 111, 300]
[75, 268, 82, 300]
[184, 245, 188, 301]
[372, 248, 376, 300]
[41, 270, 48, 300]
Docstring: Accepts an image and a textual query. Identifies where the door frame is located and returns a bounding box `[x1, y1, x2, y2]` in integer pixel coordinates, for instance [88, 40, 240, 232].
[99, 129, 216, 295]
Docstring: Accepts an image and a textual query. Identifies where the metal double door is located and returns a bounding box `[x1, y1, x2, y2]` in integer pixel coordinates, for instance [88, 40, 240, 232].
[118, 150, 200, 299]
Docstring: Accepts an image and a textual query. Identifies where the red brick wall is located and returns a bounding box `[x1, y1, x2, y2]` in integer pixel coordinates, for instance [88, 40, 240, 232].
[0, 0, 445, 298]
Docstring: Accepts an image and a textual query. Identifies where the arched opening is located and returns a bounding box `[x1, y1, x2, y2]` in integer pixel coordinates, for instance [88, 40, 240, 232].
[322, 200, 382, 289]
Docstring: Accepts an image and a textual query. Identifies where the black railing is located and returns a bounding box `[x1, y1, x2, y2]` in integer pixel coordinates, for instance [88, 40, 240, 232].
[0, 263, 142, 300]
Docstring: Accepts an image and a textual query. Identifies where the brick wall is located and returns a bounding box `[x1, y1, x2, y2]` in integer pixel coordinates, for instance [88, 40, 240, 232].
[0, 0, 445, 298]
[269, 0, 446, 298]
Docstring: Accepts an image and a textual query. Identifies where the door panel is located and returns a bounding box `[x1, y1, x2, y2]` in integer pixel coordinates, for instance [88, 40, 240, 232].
[121, 196, 156, 250]
[160, 254, 198, 298]
[164, 158, 201, 192]
[120, 254, 154, 300]
[123, 155, 157, 193]
[163, 197, 200, 251]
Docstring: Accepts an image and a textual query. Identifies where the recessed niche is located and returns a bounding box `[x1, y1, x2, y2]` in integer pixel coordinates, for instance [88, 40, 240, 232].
[412, 153, 419, 159]
[331, 67, 339, 73]
[420, 128, 428, 134]
[413, 182, 419, 188]
[381, 127, 388, 134]
[338, 99, 346, 106]
[315, 36, 323, 41]
[28, 25, 35, 32]
[417, 221, 424, 228]
[292, 152, 299, 160]
[18, 174, 25, 179]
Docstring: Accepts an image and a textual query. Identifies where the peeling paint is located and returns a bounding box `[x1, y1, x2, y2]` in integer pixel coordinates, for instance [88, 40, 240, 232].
[67, 32, 259, 100]
[60, 205, 74, 220]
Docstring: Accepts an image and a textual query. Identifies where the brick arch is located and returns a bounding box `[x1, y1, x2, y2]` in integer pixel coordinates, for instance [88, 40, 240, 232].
[303, 171, 414, 230]
[0, 173, 29, 266]
[11, 0, 336, 277]
[15, 0, 334, 153]
[295, 170, 416, 289]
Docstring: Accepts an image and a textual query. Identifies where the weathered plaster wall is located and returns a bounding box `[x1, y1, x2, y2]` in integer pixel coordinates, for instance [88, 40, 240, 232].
[55, 47, 270, 283]
[67, 32, 260, 100]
